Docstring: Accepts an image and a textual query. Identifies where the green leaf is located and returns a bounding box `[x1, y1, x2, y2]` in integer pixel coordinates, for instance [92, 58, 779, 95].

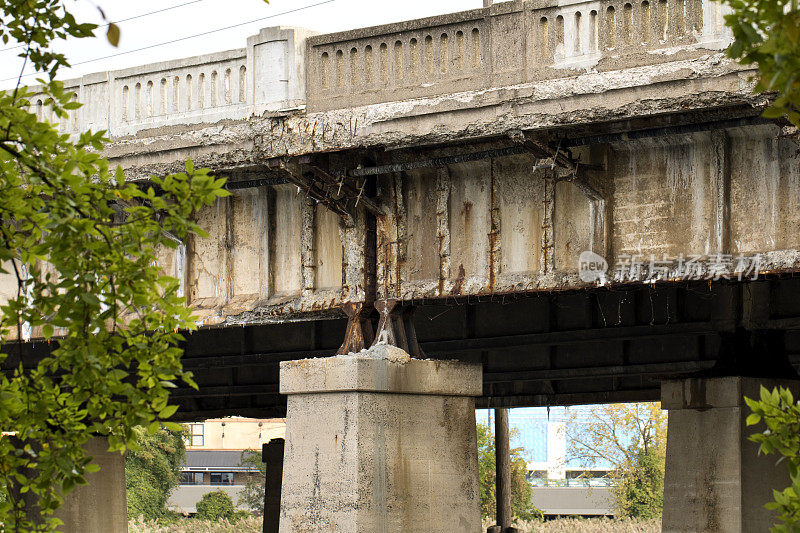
[162, 421, 184, 432]
[106, 23, 120, 47]
[746, 413, 762, 426]
[158, 404, 179, 419]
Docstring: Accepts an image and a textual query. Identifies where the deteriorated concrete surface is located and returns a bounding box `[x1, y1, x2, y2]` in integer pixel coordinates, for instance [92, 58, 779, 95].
[7, 13, 800, 333]
[278, 345, 482, 532]
[662, 378, 800, 533]
[108, 55, 760, 179]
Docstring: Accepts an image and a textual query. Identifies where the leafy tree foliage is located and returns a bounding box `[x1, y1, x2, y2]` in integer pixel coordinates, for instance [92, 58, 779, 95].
[722, 0, 800, 126]
[566, 403, 667, 519]
[238, 450, 266, 514]
[0, 2, 228, 531]
[126, 426, 186, 520]
[477, 423, 543, 522]
[745, 386, 800, 532]
[614, 449, 664, 520]
[195, 490, 236, 521]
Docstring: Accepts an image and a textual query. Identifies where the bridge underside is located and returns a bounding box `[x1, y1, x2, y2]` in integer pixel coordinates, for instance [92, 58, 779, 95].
[14, 277, 799, 421]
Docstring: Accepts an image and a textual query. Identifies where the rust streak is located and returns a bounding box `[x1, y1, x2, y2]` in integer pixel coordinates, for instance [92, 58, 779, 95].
[452, 264, 466, 295]
[488, 159, 499, 293]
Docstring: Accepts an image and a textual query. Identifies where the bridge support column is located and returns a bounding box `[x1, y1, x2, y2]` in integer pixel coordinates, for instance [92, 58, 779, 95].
[278, 344, 482, 533]
[54, 437, 127, 533]
[661, 377, 800, 533]
[262, 438, 284, 533]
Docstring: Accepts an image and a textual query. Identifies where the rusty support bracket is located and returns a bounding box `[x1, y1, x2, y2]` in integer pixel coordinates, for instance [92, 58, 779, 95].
[303, 164, 384, 216]
[272, 159, 352, 218]
[337, 302, 376, 355]
[370, 299, 425, 358]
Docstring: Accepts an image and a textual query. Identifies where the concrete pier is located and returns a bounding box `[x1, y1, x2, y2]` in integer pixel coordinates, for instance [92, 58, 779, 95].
[54, 437, 127, 533]
[263, 438, 285, 533]
[661, 377, 800, 533]
[277, 344, 482, 532]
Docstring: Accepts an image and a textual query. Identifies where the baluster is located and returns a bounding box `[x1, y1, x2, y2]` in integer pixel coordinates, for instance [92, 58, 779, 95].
[239, 65, 246, 103]
[224, 68, 232, 104]
[471, 28, 481, 68]
[320, 52, 330, 89]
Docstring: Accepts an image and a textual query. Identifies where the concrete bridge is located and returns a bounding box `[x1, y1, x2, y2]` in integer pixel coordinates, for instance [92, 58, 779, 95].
[7, 0, 800, 531]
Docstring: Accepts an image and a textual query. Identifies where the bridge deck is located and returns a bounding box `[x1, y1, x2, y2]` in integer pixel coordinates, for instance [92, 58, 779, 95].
[6, 1, 800, 414]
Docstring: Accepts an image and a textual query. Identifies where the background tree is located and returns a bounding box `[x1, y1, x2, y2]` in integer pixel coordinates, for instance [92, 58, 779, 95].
[745, 386, 800, 532]
[566, 403, 667, 519]
[238, 450, 266, 514]
[0, 2, 228, 531]
[477, 423, 543, 522]
[722, 0, 800, 126]
[126, 426, 186, 520]
[195, 490, 236, 521]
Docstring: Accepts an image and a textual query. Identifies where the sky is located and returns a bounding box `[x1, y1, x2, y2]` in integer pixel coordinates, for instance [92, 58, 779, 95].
[0, 0, 491, 88]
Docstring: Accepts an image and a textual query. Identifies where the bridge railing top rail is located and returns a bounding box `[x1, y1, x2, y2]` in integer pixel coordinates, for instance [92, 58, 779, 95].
[305, 0, 732, 112]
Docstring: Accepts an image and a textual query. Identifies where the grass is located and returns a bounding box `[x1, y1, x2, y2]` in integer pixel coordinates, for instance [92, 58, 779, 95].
[131, 516, 661, 532]
[514, 517, 660, 532]
[128, 516, 262, 533]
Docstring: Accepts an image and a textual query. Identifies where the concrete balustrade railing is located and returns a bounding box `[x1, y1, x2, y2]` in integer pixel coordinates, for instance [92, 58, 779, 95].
[305, 0, 732, 112]
[113, 49, 249, 134]
[28, 26, 312, 137]
[24, 1, 732, 131]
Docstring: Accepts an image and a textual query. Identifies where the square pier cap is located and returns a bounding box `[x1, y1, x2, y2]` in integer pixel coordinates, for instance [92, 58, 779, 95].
[279, 343, 482, 397]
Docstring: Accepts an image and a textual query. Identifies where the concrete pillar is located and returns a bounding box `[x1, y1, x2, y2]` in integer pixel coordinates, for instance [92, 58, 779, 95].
[278, 343, 482, 533]
[54, 437, 127, 533]
[662, 377, 800, 533]
[262, 438, 284, 533]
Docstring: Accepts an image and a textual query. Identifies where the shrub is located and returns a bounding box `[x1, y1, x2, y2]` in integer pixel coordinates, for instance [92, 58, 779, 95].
[745, 385, 800, 532]
[195, 490, 236, 521]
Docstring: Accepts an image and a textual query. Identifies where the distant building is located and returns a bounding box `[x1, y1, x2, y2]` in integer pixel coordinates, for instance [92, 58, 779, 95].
[168, 417, 285, 514]
[477, 407, 615, 517]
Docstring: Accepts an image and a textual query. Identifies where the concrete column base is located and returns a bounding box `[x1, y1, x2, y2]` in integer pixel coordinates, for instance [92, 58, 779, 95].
[54, 437, 127, 533]
[662, 377, 800, 533]
[278, 344, 482, 533]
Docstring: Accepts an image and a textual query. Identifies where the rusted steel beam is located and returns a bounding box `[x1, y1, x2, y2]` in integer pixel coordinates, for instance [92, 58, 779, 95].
[420, 322, 714, 353]
[171, 387, 283, 399]
[520, 138, 574, 170]
[560, 115, 773, 148]
[304, 164, 384, 216]
[225, 177, 288, 189]
[349, 146, 528, 177]
[476, 389, 659, 409]
[274, 160, 352, 218]
[484, 360, 716, 383]
[172, 407, 287, 422]
[371, 299, 425, 357]
[337, 302, 376, 355]
[181, 349, 338, 369]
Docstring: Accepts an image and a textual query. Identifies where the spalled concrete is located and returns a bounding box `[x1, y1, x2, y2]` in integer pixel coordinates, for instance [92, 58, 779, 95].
[278, 344, 482, 532]
[662, 377, 800, 533]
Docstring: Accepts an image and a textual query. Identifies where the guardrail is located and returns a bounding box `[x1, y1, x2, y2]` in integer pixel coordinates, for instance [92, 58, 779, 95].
[25, 1, 732, 131]
[28, 26, 311, 137]
[305, 0, 731, 111]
